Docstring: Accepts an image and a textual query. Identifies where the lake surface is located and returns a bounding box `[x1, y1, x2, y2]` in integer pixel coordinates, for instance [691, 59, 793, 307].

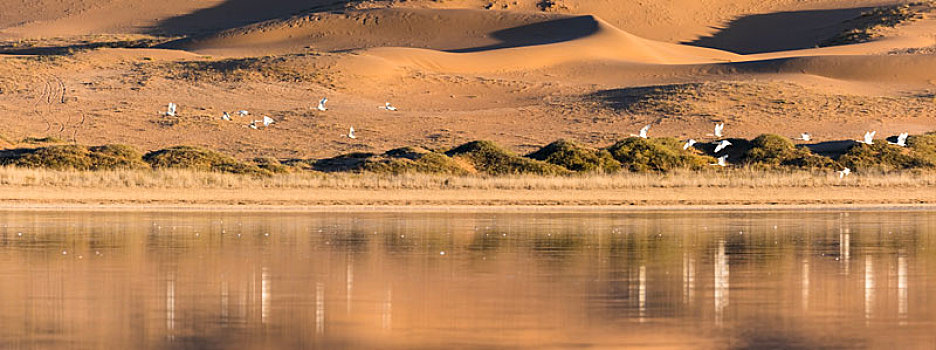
[0, 210, 934, 349]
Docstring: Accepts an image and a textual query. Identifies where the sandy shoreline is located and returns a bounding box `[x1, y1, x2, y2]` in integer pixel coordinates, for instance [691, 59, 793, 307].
[2, 185, 934, 212]
[3, 204, 936, 213]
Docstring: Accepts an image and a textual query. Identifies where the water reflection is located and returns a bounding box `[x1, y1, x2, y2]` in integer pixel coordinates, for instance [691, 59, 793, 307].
[0, 210, 934, 349]
[714, 240, 729, 327]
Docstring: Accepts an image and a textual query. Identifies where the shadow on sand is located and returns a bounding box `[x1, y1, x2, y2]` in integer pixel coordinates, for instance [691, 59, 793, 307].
[686, 7, 873, 54]
[446, 15, 598, 53]
[147, 0, 351, 36]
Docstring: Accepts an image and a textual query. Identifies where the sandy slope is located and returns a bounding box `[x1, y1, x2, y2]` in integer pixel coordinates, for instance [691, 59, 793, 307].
[0, 0, 934, 161]
[0, 0, 902, 43]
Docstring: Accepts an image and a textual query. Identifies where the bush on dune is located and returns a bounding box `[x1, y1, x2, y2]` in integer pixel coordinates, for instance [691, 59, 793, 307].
[0, 145, 93, 170]
[364, 148, 470, 175]
[143, 146, 269, 175]
[838, 142, 932, 171]
[0, 144, 147, 170]
[605, 137, 713, 172]
[526, 139, 621, 173]
[445, 140, 570, 175]
[909, 132, 936, 164]
[744, 134, 835, 169]
[87, 144, 148, 169]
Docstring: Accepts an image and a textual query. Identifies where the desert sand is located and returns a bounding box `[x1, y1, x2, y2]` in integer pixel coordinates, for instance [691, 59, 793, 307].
[0, 0, 934, 197]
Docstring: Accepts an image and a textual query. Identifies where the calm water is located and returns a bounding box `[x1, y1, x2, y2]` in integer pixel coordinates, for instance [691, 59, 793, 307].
[0, 210, 935, 349]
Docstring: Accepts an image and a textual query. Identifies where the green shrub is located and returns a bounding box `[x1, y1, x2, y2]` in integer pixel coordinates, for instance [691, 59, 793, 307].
[743, 134, 835, 168]
[838, 142, 932, 171]
[526, 139, 621, 173]
[605, 137, 713, 172]
[143, 146, 268, 175]
[445, 140, 570, 175]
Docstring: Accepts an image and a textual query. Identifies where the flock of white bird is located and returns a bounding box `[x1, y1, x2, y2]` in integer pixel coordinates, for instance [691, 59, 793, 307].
[633, 122, 912, 178]
[165, 101, 910, 179]
[165, 98, 398, 140]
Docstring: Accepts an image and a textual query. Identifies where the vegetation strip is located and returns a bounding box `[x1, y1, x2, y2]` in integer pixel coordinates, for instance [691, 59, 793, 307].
[2, 132, 935, 176]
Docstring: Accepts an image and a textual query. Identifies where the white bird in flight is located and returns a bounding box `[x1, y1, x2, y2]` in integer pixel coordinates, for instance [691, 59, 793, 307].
[838, 168, 851, 178]
[221, 112, 231, 121]
[166, 103, 177, 117]
[711, 155, 728, 167]
[796, 133, 811, 141]
[382, 102, 398, 111]
[683, 139, 696, 150]
[888, 132, 909, 147]
[237, 110, 249, 117]
[636, 125, 650, 139]
[714, 123, 725, 138]
[714, 140, 732, 153]
[858, 131, 876, 145]
[262, 116, 275, 127]
[348, 127, 356, 139]
[317, 97, 328, 111]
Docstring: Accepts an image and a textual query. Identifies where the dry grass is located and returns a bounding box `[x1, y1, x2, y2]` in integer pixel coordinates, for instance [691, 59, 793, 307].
[1, 166, 932, 190]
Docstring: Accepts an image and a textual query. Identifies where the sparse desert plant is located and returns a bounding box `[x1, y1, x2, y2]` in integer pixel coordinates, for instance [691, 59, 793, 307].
[445, 140, 570, 175]
[526, 139, 621, 173]
[605, 137, 713, 172]
[143, 146, 269, 175]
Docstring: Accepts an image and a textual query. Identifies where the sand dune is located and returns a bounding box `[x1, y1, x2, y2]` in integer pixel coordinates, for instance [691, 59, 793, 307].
[0, 0, 935, 161]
